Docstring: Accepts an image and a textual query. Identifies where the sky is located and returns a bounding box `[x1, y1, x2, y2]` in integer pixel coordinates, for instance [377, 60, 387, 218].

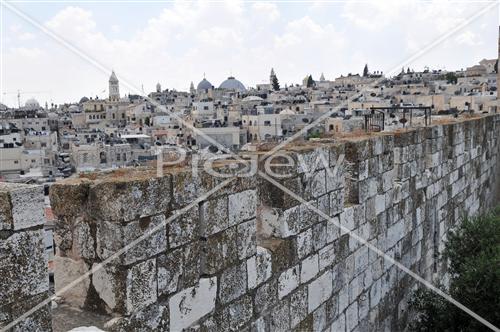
[0, 0, 498, 107]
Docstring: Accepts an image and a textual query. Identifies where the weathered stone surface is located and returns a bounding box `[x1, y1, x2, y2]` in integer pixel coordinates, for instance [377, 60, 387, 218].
[200, 196, 228, 236]
[169, 206, 199, 248]
[278, 265, 300, 299]
[203, 226, 238, 274]
[237, 218, 257, 259]
[105, 302, 169, 332]
[308, 270, 333, 313]
[157, 248, 183, 296]
[125, 258, 157, 314]
[0, 230, 48, 304]
[32, 115, 500, 331]
[290, 286, 308, 328]
[0, 183, 44, 231]
[228, 189, 257, 225]
[247, 246, 272, 289]
[219, 261, 247, 305]
[169, 277, 217, 331]
[55, 256, 91, 308]
[88, 176, 172, 222]
[96, 214, 167, 265]
[300, 254, 319, 283]
[216, 295, 253, 331]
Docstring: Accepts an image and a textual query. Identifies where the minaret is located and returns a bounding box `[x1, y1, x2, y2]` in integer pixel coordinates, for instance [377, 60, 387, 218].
[190, 81, 195, 94]
[109, 70, 120, 102]
[156, 82, 161, 93]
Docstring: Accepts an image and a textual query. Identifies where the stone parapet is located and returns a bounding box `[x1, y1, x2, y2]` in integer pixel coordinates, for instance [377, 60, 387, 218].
[43, 114, 500, 331]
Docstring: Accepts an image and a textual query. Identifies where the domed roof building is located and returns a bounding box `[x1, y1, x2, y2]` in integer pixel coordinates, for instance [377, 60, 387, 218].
[24, 98, 40, 110]
[219, 76, 246, 92]
[197, 78, 213, 92]
[79, 96, 89, 104]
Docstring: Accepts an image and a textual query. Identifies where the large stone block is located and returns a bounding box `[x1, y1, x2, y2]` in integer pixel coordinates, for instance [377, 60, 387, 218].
[200, 195, 228, 236]
[169, 277, 217, 331]
[0, 230, 49, 305]
[219, 261, 247, 305]
[237, 218, 257, 259]
[308, 270, 333, 313]
[169, 206, 199, 248]
[247, 246, 272, 289]
[202, 226, 238, 274]
[88, 176, 172, 222]
[0, 183, 44, 231]
[96, 214, 167, 265]
[228, 189, 257, 225]
[278, 265, 300, 299]
[92, 258, 157, 315]
[54, 256, 91, 308]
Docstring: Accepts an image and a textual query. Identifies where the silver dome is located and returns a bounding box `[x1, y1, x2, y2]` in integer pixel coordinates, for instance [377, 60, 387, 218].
[219, 76, 246, 92]
[197, 78, 213, 91]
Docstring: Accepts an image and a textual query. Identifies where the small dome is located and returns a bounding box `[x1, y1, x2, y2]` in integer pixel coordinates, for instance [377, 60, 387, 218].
[24, 98, 40, 109]
[219, 76, 246, 92]
[68, 105, 80, 113]
[79, 96, 89, 104]
[197, 78, 213, 91]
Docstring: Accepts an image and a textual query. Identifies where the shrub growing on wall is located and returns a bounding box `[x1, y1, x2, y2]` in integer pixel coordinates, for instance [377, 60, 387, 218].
[409, 207, 500, 331]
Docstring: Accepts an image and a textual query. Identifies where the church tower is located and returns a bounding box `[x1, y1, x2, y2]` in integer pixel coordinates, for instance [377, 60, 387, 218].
[109, 70, 120, 102]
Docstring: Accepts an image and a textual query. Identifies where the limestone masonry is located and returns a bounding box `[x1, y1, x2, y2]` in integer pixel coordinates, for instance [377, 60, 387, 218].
[2, 114, 500, 331]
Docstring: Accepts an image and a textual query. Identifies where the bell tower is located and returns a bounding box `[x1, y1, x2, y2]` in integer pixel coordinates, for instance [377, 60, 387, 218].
[109, 70, 120, 102]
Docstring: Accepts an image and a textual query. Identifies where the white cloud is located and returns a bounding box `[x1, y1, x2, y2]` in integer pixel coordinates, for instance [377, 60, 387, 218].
[252, 2, 280, 22]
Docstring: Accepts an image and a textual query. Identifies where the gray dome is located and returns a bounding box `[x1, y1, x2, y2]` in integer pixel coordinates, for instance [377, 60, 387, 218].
[219, 76, 246, 92]
[25, 98, 40, 109]
[197, 78, 213, 91]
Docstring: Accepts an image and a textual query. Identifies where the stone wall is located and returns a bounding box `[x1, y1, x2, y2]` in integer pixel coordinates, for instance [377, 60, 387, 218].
[0, 183, 51, 331]
[45, 115, 500, 331]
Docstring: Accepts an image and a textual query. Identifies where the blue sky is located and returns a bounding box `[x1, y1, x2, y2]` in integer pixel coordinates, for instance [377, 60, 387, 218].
[1, 0, 498, 106]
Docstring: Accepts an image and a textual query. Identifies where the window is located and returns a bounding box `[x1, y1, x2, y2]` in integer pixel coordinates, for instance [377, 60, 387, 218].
[116, 153, 121, 161]
[264, 121, 271, 126]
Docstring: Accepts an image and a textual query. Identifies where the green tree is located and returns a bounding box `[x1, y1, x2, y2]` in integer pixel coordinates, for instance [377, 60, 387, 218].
[307, 75, 315, 88]
[445, 72, 458, 84]
[409, 207, 500, 331]
[363, 64, 369, 77]
[271, 74, 280, 91]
